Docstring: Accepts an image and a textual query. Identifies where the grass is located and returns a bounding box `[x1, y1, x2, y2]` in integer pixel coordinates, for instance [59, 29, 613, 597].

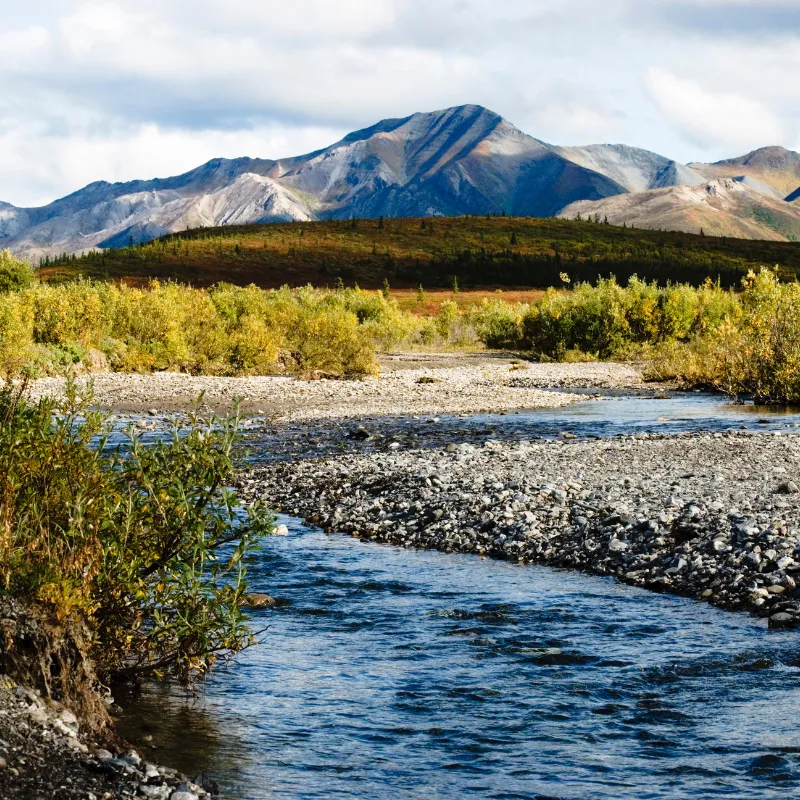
[40, 216, 800, 290]
[391, 288, 546, 316]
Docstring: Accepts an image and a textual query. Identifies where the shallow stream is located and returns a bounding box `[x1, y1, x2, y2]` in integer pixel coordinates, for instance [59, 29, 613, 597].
[116, 393, 800, 799]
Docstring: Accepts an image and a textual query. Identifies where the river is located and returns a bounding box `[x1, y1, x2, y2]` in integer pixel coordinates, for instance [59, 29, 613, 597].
[116, 393, 800, 799]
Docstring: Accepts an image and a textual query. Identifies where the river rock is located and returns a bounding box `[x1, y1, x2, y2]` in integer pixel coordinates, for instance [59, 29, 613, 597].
[243, 594, 277, 609]
[242, 430, 800, 626]
[769, 612, 800, 629]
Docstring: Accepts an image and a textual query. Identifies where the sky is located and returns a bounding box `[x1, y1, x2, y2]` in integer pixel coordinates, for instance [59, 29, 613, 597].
[1, 0, 799, 207]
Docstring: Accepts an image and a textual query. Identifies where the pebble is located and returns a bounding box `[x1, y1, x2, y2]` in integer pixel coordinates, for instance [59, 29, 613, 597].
[245, 430, 800, 625]
[19, 360, 645, 422]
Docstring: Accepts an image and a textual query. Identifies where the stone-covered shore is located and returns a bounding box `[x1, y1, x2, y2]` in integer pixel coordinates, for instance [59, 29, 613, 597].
[0, 676, 218, 800]
[242, 431, 800, 627]
[20, 357, 645, 418]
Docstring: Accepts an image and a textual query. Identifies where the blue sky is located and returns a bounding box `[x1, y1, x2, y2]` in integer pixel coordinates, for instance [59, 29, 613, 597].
[1, 0, 798, 206]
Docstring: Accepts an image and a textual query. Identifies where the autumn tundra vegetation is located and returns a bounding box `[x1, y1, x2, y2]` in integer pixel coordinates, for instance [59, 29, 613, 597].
[2, 222, 800, 402]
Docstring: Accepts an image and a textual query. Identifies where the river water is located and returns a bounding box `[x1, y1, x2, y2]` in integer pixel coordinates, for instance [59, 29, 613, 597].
[116, 393, 800, 799]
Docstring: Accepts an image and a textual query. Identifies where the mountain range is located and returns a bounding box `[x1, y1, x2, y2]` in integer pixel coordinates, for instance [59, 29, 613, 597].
[2, 104, 799, 260]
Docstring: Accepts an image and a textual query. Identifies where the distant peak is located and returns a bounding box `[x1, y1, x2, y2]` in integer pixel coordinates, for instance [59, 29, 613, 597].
[716, 145, 800, 169]
[339, 104, 507, 146]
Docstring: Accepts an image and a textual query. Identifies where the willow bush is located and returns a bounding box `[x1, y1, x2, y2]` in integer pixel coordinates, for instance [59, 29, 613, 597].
[2, 266, 798, 401]
[0, 381, 273, 685]
[0, 250, 35, 294]
[648, 270, 800, 403]
[0, 281, 413, 377]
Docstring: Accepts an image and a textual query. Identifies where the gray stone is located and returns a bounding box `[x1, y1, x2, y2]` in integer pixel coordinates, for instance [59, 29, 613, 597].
[769, 612, 800, 629]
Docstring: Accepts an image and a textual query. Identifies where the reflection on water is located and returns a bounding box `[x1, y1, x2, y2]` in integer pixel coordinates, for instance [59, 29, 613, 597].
[117, 517, 800, 800]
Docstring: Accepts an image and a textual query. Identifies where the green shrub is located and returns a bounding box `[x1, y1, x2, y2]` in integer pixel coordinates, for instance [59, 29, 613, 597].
[651, 269, 800, 403]
[0, 251, 35, 293]
[0, 382, 273, 685]
[0, 280, 389, 378]
[467, 298, 525, 349]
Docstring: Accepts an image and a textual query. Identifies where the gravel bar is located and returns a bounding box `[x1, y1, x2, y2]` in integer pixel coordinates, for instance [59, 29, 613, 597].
[242, 431, 800, 628]
[21, 359, 646, 420]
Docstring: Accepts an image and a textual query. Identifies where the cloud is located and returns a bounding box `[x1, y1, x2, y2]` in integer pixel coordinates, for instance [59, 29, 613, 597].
[0, 0, 798, 205]
[640, 0, 800, 36]
[644, 68, 786, 153]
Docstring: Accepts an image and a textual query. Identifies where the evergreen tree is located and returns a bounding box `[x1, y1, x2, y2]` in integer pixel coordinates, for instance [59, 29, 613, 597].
[510, 232, 518, 246]
[382, 278, 391, 298]
[378, 215, 384, 230]
[417, 284, 425, 304]
[452, 275, 460, 295]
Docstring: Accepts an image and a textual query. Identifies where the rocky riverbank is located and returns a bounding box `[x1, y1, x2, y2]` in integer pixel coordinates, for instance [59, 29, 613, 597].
[21, 356, 646, 419]
[242, 431, 800, 628]
[0, 676, 218, 800]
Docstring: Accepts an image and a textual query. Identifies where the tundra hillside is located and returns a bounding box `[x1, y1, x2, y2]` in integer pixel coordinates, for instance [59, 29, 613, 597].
[41, 216, 800, 289]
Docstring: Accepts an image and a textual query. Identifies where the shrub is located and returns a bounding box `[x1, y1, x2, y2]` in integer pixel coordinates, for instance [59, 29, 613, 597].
[0, 251, 35, 293]
[467, 298, 525, 349]
[0, 281, 388, 378]
[650, 270, 800, 403]
[0, 382, 273, 686]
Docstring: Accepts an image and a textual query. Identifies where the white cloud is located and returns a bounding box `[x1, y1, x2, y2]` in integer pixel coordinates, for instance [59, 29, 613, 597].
[644, 68, 787, 153]
[0, 0, 798, 205]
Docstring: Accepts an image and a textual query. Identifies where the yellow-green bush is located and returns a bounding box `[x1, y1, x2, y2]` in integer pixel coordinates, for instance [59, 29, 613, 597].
[467, 298, 526, 350]
[518, 276, 738, 360]
[0, 383, 272, 687]
[0, 280, 400, 378]
[650, 270, 800, 403]
[0, 250, 35, 293]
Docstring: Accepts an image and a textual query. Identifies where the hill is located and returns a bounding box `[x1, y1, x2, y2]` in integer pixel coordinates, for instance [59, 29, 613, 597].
[41, 215, 800, 290]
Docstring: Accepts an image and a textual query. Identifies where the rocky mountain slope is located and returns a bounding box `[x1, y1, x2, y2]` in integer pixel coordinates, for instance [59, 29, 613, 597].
[691, 146, 800, 200]
[2, 106, 800, 259]
[559, 176, 800, 241]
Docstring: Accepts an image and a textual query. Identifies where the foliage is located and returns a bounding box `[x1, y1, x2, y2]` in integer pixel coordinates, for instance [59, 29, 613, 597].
[0, 382, 273, 685]
[0, 251, 35, 293]
[0, 281, 399, 378]
[649, 269, 800, 403]
[40, 216, 800, 290]
[517, 276, 738, 360]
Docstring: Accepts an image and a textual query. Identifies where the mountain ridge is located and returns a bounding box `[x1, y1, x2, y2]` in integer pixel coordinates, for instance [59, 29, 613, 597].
[2, 105, 800, 259]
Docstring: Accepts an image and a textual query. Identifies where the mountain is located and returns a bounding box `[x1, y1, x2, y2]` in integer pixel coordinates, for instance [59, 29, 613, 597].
[553, 144, 706, 193]
[690, 146, 800, 200]
[559, 177, 800, 241]
[2, 105, 799, 260]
